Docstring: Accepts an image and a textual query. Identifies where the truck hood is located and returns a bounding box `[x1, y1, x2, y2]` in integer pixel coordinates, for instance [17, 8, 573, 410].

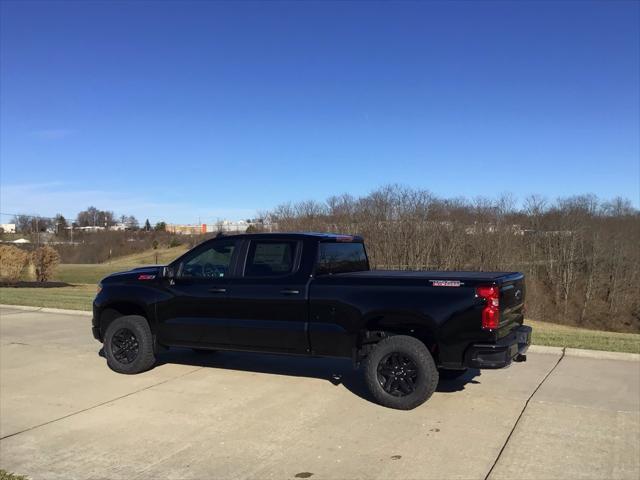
[100, 265, 164, 284]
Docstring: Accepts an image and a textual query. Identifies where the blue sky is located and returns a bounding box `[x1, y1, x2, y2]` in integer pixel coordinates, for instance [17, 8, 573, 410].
[1, 0, 638, 223]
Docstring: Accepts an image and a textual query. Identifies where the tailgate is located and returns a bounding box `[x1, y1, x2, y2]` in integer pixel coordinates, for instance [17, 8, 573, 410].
[498, 274, 525, 337]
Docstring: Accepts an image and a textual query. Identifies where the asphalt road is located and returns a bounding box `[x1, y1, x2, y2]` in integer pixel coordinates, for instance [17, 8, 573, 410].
[0, 306, 638, 480]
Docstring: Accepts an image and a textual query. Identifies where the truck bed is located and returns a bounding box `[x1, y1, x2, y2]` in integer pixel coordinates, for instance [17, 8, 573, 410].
[336, 270, 522, 283]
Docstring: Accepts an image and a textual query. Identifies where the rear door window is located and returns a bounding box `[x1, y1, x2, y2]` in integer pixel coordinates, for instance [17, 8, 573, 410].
[245, 241, 298, 277]
[316, 242, 369, 275]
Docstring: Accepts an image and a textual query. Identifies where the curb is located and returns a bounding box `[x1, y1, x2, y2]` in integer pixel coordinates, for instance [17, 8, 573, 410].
[564, 347, 640, 362]
[529, 344, 639, 362]
[528, 345, 564, 355]
[0, 304, 92, 317]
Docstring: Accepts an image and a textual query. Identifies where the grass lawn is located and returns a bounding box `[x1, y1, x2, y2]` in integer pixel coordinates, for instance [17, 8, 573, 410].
[1, 247, 188, 307]
[55, 246, 188, 284]
[0, 284, 96, 311]
[55, 264, 126, 284]
[0, 470, 28, 480]
[0, 283, 638, 354]
[528, 319, 639, 354]
[106, 246, 188, 267]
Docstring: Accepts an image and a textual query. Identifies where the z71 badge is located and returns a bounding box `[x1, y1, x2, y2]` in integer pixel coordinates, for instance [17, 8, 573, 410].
[430, 280, 463, 287]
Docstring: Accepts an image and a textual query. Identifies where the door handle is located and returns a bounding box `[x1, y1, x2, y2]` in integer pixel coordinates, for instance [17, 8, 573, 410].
[280, 289, 300, 295]
[208, 288, 227, 293]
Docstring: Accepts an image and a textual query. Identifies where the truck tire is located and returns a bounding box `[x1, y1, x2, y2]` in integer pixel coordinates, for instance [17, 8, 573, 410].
[438, 368, 468, 380]
[103, 315, 156, 374]
[363, 335, 438, 410]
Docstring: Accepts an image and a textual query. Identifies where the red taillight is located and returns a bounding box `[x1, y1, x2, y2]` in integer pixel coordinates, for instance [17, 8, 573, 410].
[476, 285, 500, 330]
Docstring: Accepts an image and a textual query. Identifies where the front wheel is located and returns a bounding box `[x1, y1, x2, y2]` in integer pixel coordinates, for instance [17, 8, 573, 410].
[363, 335, 438, 410]
[103, 315, 156, 374]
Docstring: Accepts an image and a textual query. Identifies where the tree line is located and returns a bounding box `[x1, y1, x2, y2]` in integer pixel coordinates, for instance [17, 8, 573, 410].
[266, 185, 639, 333]
[8, 207, 165, 234]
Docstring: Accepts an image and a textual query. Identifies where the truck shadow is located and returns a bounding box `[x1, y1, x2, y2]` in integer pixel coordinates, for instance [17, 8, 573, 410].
[149, 348, 481, 404]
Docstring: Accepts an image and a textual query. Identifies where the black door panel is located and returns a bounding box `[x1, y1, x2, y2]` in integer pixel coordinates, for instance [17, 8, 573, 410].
[224, 283, 308, 352]
[158, 279, 233, 346]
[156, 239, 239, 347]
[224, 239, 309, 353]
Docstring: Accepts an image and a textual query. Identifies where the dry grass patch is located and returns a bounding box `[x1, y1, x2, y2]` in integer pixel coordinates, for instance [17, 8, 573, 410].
[54, 246, 188, 284]
[529, 319, 639, 354]
[0, 284, 96, 311]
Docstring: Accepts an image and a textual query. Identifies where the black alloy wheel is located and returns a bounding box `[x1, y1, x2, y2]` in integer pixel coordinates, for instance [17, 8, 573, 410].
[377, 352, 419, 397]
[363, 335, 438, 410]
[103, 315, 156, 374]
[111, 328, 140, 364]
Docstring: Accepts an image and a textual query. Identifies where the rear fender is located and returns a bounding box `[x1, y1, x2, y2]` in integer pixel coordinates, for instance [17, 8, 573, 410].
[362, 312, 439, 359]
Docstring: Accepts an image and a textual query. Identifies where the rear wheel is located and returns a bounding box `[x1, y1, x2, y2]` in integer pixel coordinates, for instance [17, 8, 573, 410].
[363, 335, 438, 410]
[103, 315, 156, 374]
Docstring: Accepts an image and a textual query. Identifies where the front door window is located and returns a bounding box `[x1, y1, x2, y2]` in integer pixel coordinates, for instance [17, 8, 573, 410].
[181, 241, 236, 279]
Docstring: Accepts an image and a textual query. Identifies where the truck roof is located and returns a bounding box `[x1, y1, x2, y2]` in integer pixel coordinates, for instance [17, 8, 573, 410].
[213, 232, 364, 242]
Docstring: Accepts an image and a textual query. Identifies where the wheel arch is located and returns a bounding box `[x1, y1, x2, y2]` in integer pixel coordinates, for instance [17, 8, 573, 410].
[360, 312, 440, 362]
[99, 302, 153, 338]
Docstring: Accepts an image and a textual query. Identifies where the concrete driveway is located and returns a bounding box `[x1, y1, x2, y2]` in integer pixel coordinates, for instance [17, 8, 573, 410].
[0, 306, 638, 480]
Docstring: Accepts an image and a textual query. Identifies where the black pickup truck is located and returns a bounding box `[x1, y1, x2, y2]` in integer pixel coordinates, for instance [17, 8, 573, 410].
[93, 232, 530, 409]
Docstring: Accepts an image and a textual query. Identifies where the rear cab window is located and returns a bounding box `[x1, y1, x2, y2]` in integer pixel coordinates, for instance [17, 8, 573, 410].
[316, 241, 369, 275]
[245, 240, 298, 277]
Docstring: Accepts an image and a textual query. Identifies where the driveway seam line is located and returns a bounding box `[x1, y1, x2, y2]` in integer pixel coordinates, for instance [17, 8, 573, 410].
[484, 347, 566, 480]
[0, 366, 203, 441]
[531, 398, 639, 414]
[0, 310, 43, 316]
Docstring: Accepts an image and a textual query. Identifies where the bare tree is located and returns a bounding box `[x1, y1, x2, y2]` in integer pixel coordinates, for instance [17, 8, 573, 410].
[267, 185, 640, 333]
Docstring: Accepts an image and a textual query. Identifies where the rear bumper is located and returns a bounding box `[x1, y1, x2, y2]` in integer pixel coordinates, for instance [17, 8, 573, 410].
[464, 325, 532, 369]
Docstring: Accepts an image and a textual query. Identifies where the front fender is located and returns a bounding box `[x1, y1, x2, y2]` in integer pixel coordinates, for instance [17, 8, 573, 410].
[93, 284, 159, 338]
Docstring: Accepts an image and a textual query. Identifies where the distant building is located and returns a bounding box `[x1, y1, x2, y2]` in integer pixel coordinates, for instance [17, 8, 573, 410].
[207, 220, 251, 233]
[165, 219, 274, 235]
[111, 222, 137, 231]
[0, 223, 16, 234]
[167, 224, 207, 235]
[77, 226, 105, 232]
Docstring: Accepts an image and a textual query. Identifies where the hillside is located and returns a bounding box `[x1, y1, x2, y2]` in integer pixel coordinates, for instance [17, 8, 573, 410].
[54, 246, 188, 284]
[104, 246, 189, 267]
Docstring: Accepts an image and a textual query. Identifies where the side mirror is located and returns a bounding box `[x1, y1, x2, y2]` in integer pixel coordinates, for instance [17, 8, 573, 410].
[163, 266, 176, 279]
